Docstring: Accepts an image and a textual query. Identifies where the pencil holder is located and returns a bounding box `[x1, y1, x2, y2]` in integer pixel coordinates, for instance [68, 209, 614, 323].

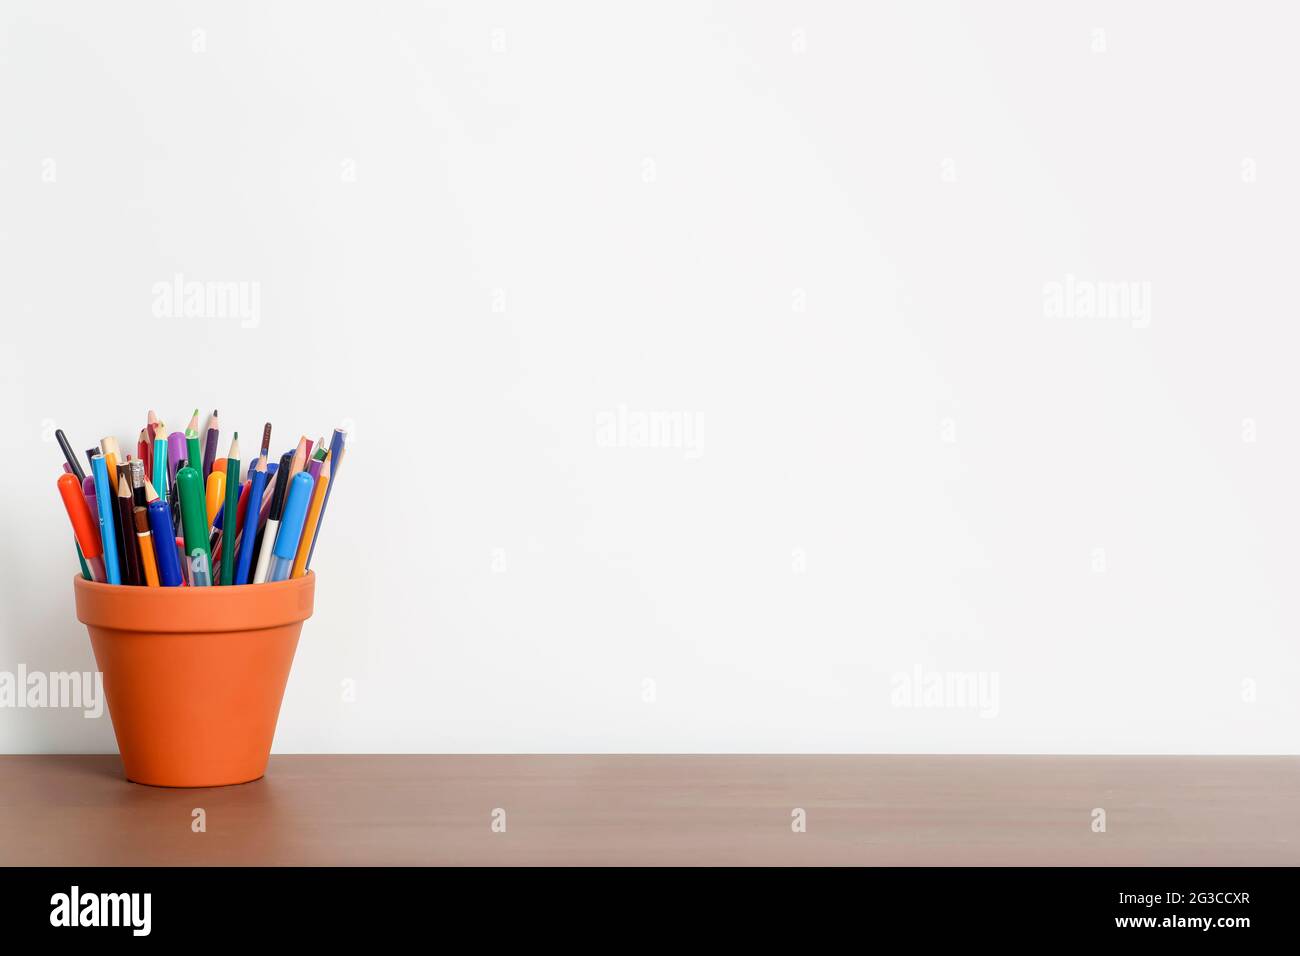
[73, 573, 314, 788]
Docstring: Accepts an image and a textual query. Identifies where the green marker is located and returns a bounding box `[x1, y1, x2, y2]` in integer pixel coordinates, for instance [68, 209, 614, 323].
[175, 465, 212, 586]
[219, 434, 241, 586]
[185, 442, 202, 481]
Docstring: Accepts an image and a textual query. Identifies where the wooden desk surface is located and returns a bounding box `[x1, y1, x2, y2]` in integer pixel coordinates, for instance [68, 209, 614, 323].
[1, 755, 1296, 866]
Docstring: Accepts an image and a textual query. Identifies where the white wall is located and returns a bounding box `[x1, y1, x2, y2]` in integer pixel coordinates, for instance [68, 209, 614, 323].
[3, 1, 1298, 754]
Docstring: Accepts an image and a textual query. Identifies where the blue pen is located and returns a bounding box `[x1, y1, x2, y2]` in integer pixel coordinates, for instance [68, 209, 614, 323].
[268, 472, 314, 582]
[147, 499, 184, 586]
[235, 460, 268, 585]
[91, 455, 121, 585]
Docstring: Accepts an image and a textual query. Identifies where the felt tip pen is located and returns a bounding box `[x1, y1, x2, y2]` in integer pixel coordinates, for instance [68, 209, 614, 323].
[175, 464, 212, 586]
[205, 469, 226, 527]
[167, 431, 187, 485]
[188, 548, 212, 587]
[146, 498, 184, 586]
[57, 472, 106, 582]
[267, 471, 314, 582]
[55, 429, 87, 483]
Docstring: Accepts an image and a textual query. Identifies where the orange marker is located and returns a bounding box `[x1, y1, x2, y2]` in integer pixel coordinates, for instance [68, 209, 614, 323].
[205, 470, 226, 526]
[57, 472, 106, 582]
[291, 453, 329, 578]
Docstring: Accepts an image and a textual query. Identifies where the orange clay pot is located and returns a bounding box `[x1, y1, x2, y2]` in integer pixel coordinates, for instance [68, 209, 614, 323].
[73, 573, 314, 788]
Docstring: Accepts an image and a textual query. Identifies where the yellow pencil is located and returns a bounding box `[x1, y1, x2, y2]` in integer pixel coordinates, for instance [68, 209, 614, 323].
[291, 453, 330, 578]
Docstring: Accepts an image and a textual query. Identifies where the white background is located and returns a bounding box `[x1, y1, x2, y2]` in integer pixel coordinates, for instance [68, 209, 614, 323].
[2, 2, 1298, 754]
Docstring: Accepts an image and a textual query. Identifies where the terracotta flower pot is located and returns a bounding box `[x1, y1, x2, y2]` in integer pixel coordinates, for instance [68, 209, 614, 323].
[73, 573, 314, 787]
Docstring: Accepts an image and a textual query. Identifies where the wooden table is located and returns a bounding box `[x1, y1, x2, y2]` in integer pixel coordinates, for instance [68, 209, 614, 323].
[1, 755, 1296, 866]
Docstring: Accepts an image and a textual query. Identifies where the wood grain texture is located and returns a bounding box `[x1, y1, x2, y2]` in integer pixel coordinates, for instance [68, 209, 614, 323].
[1, 755, 1296, 866]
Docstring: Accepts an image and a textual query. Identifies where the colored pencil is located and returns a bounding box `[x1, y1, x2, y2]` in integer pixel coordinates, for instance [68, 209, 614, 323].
[306, 428, 346, 570]
[129, 458, 146, 507]
[99, 437, 121, 495]
[219, 434, 241, 585]
[185, 409, 202, 483]
[202, 409, 219, 481]
[90, 455, 121, 585]
[291, 453, 329, 578]
[236, 457, 268, 585]
[153, 436, 169, 500]
[134, 506, 160, 587]
[115, 474, 141, 586]
[288, 436, 308, 482]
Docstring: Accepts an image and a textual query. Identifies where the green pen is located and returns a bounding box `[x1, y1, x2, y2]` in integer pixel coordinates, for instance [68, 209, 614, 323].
[219, 434, 241, 585]
[175, 464, 212, 586]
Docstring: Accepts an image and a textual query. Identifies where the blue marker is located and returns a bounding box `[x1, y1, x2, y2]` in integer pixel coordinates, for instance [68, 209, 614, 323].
[235, 462, 268, 585]
[91, 455, 121, 585]
[147, 499, 184, 587]
[268, 472, 314, 582]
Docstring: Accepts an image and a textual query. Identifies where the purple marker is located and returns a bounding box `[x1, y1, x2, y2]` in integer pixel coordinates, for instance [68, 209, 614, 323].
[82, 475, 98, 536]
[167, 431, 186, 485]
